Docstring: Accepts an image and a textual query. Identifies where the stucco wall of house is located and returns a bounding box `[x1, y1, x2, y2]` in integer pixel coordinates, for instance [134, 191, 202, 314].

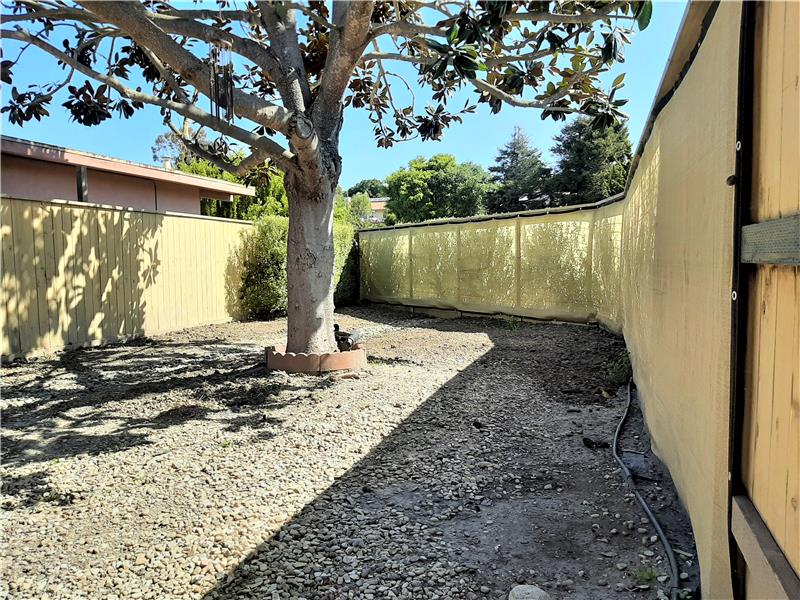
[88, 168, 158, 210]
[1, 155, 78, 202]
[1, 155, 203, 214]
[156, 180, 202, 214]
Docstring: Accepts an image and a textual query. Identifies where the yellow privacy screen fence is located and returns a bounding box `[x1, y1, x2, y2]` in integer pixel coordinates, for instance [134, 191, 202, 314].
[360, 201, 624, 331]
[360, 3, 745, 597]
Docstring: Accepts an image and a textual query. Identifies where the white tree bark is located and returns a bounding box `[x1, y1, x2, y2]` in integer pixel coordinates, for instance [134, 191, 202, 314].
[285, 174, 337, 354]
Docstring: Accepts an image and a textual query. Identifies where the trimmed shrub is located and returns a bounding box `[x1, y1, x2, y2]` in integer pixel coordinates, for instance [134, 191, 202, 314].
[238, 216, 358, 319]
[239, 216, 289, 320]
[334, 228, 359, 306]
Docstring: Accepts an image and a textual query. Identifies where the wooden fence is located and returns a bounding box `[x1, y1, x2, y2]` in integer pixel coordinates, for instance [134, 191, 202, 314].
[738, 0, 800, 592]
[1, 197, 251, 359]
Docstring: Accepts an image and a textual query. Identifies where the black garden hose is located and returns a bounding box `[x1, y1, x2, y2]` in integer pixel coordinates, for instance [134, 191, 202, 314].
[612, 380, 680, 600]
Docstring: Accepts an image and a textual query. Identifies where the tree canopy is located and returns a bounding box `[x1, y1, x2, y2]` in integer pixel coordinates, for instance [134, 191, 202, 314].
[385, 154, 492, 224]
[546, 116, 632, 205]
[346, 179, 388, 199]
[3, 0, 650, 176]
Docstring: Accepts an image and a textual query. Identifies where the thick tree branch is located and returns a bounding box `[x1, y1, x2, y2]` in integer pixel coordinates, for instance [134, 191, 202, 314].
[76, 1, 294, 135]
[165, 118, 272, 178]
[160, 8, 259, 25]
[1, 27, 295, 172]
[0, 7, 91, 23]
[284, 2, 333, 30]
[258, 1, 311, 112]
[146, 12, 283, 83]
[313, 1, 375, 141]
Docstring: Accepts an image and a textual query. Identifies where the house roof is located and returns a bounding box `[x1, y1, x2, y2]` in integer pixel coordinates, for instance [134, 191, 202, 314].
[1, 135, 255, 197]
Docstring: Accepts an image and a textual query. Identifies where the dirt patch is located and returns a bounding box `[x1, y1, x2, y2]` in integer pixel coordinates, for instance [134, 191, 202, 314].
[1, 307, 697, 599]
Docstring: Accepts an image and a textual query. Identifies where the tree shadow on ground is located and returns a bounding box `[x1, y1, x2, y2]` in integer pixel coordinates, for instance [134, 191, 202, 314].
[0, 335, 315, 467]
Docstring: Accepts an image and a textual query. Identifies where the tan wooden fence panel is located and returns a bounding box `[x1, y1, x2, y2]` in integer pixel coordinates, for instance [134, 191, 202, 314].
[1, 197, 250, 359]
[741, 0, 800, 578]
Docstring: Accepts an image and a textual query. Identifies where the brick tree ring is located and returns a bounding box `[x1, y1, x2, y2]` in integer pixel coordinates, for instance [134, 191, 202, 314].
[265, 345, 367, 374]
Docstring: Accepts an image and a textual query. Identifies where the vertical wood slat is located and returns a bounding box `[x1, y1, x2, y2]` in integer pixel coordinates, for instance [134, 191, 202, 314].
[115, 209, 125, 338]
[97, 209, 112, 341]
[12, 201, 40, 352]
[31, 204, 51, 350]
[121, 210, 132, 338]
[61, 207, 78, 347]
[1, 199, 20, 357]
[49, 205, 67, 348]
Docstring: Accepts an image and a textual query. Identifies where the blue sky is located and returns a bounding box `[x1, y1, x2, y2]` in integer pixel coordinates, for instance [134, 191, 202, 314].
[2, 1, 688, 189]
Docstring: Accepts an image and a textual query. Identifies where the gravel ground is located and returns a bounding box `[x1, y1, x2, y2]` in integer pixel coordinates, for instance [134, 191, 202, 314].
[1, 306, 698, 600]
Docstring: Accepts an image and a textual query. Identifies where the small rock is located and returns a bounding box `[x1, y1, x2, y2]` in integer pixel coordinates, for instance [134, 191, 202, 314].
[508, 585, 551, 600]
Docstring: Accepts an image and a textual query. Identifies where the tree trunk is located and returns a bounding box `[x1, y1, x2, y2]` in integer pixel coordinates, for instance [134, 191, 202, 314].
[285, 173, 337, 354]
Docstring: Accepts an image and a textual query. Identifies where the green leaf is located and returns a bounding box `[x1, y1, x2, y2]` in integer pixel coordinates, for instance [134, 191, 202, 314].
[612, 73, 625, 88]
[637, 1, 653, 30]
[448, 25, 459, 44]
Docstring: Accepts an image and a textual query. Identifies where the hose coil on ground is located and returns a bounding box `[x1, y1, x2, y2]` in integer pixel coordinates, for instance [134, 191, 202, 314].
[612, 380, 680, 600]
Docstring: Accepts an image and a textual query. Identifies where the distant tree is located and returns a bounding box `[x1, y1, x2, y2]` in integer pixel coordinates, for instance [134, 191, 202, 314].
[386, 154, 492, 223]
[487, 127, 552, 213]
[332, 186, 369, 227]
[346, 179, 388, 199]
[546, 117, 632, 206]
[349, 192, 372, 225]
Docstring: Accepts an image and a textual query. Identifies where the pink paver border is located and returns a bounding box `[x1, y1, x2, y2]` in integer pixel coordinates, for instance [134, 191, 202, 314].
[265, 345, 367, 374]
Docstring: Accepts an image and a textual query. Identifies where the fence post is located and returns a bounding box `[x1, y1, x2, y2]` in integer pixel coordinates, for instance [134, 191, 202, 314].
[456, 224, 461, 308]
[408, 228, 413, 301]
[585, 212, 595, 311]
[515, 216, 522, 309]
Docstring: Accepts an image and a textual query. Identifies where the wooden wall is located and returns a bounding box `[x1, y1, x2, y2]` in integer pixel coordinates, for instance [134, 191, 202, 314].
[741, 0, 800, 577]
[1, 197, 251, 359]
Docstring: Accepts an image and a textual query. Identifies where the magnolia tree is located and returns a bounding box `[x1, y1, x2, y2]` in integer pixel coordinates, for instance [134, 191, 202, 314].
[1, 0, 651, 353]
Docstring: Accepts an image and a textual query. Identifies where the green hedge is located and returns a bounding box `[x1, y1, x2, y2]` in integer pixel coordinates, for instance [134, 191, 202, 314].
[238, 216, 358, 320]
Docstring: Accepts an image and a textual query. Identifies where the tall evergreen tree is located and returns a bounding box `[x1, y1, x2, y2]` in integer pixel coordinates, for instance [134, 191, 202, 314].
[487, 127, 551, 214]
[547, 118, 632, 206]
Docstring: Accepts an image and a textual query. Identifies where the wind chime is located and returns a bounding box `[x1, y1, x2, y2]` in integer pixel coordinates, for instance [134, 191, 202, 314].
[209, 38, 235, 122]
